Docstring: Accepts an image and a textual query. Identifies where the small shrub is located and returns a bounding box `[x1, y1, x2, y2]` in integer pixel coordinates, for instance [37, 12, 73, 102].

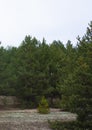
[38, 96, 50, 114]
[49, 120, 92, 130]
[49, 121, 78, 130]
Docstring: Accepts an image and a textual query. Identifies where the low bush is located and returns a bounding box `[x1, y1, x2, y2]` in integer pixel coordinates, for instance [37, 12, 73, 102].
[38, 96, 50, 114]
[49, 120, 92, 130]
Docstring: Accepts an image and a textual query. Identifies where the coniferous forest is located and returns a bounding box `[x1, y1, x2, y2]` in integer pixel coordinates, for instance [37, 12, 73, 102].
[0, 22, 92, 129]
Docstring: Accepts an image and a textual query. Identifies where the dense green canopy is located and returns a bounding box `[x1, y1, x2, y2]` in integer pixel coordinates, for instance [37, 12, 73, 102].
[0, 22, 92, 128]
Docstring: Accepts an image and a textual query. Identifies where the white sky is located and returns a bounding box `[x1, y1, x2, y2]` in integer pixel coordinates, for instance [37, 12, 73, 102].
[0, 0, 92, 47]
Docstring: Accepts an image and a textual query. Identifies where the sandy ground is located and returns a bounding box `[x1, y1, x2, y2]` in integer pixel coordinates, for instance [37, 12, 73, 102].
[0, 109, 77, 130]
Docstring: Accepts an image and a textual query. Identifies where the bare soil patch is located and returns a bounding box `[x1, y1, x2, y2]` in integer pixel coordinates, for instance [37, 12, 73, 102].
[0, 109, 77, 130]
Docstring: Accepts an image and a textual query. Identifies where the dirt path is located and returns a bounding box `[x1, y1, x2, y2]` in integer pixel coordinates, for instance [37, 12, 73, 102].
[0, 109, 77, 130]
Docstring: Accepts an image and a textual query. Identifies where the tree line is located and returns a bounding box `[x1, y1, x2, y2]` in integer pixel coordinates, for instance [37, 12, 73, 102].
[0, 22, 92, 126]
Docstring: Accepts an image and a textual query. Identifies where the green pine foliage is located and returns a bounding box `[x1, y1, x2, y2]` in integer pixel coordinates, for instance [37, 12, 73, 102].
[61, 21, 92, 129]
[49, 120, 92, 130]
[38, 96, 50, 114]
[0, 22, 92, 129]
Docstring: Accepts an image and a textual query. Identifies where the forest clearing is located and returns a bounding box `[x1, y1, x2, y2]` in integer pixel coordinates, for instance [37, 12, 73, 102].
[0, 109, 76, 130]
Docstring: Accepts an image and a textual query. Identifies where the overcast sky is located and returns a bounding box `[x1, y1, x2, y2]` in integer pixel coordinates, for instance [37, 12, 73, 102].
[0, 0, 92, 47]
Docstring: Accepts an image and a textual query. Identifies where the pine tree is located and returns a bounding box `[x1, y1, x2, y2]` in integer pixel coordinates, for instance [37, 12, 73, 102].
[38, 96, 50, 114]
[62, 22, 92, 129]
